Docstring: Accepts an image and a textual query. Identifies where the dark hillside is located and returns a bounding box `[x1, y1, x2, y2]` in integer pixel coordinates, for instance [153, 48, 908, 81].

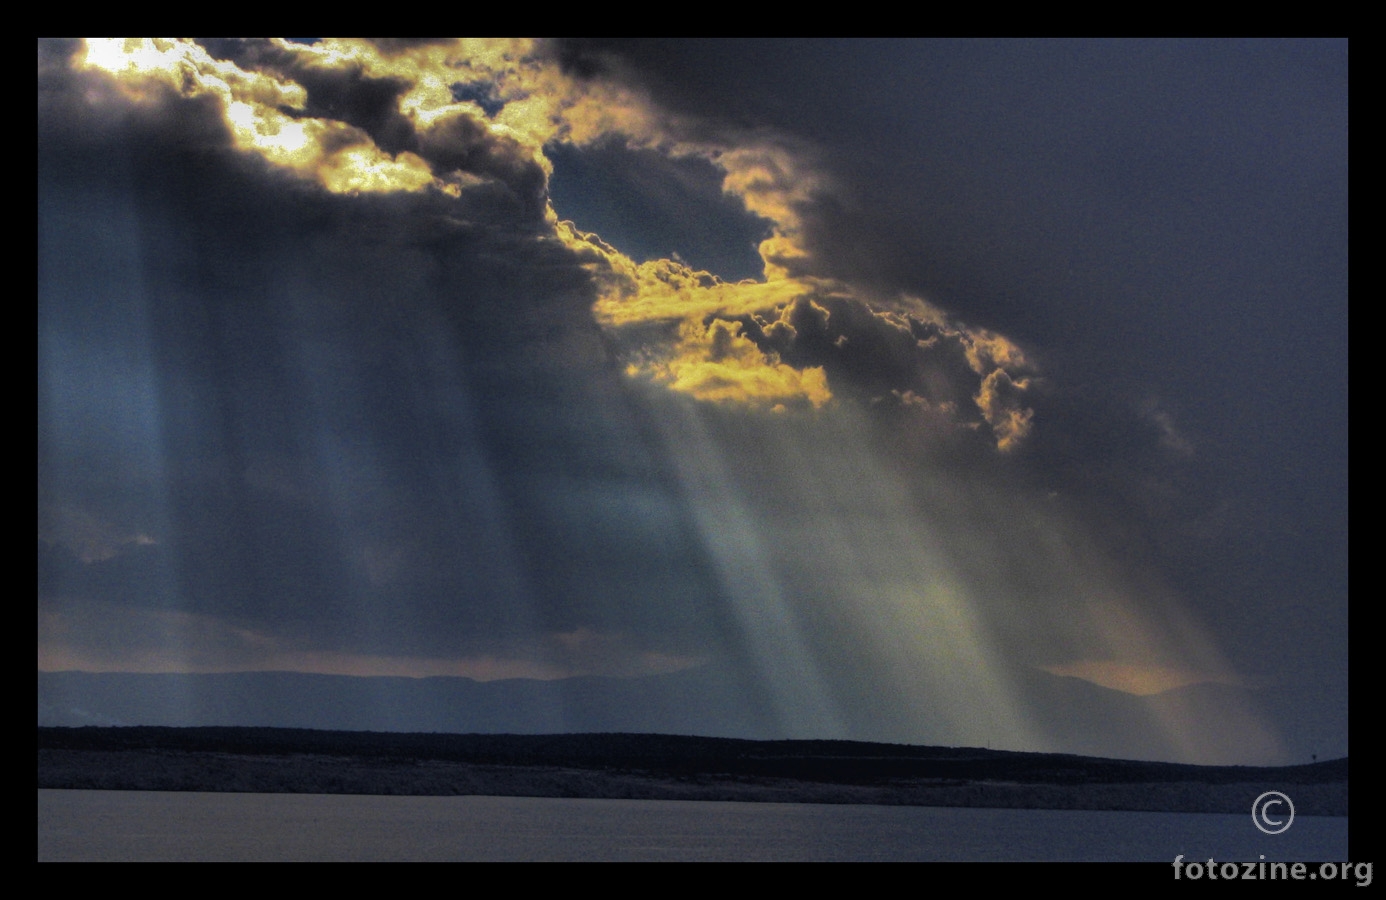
[38, 726, 1348, 815]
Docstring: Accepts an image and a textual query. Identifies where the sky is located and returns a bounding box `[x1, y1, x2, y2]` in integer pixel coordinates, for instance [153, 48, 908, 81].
[37, 39, 1347, 765]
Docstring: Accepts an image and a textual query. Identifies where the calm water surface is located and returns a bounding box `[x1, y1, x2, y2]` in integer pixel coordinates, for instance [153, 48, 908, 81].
[38, 789, 1348, 862]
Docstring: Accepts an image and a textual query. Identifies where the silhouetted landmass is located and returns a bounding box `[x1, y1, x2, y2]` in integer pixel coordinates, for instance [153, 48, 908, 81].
[38, 668, 1349, 767]
[37, 726, 1347, 815]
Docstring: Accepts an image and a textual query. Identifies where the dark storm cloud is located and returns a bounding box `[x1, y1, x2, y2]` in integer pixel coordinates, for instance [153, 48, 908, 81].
[197, 38, 550, 220]
[38, 40, 1345, 763]
[568, 37, 1348, 684]
[200, 38, 418, 156]
[38, 40, 736, 669]
[740, 296, 987, 413]
[558, 39, 1345, 404]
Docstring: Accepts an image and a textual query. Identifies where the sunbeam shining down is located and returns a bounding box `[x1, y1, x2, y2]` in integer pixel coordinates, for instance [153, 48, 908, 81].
[39, 39, 1347, 765]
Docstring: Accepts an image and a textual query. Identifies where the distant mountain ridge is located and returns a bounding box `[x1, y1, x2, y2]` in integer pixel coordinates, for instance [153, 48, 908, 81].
[38, 667, 1346, 767]
[39, 667, 774, 738]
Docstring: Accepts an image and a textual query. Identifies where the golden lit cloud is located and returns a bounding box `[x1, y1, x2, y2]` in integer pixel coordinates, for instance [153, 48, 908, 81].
[71, 38, 1039, 447]
[963, 327, 1029, 375]
[557, 221, 835, 409]
[633, 318, 830, 409]
[79, 39, 443, 195]
[83, 38, 305, 108]
[567, 224, 816, 327]
[975, 369, 1035, 452]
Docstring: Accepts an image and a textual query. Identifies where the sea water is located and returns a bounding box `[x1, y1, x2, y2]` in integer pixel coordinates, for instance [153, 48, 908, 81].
[38, 789, 1349, 862]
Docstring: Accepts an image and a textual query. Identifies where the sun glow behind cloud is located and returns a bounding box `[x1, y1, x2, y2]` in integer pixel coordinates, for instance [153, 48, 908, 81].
[41, 38, 1300, 764]
[74, 38, 1034, 439]
[1041, 659, 1235, 696]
